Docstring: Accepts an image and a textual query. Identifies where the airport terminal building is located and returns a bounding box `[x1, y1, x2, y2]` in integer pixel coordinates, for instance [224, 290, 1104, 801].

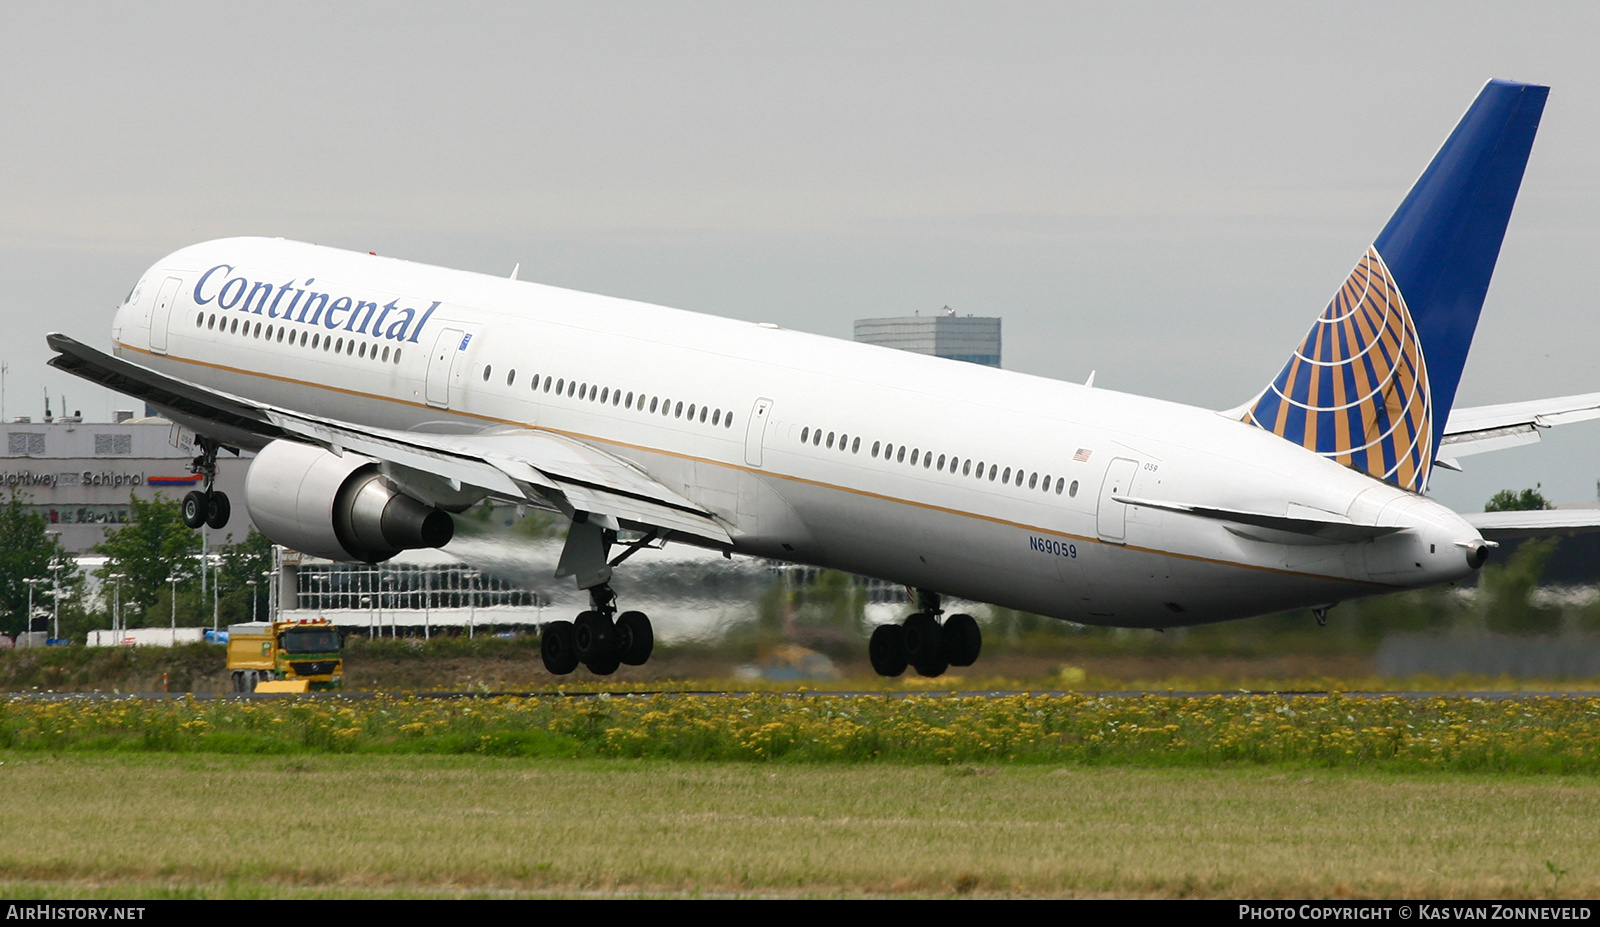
[2, 414, 253, 553]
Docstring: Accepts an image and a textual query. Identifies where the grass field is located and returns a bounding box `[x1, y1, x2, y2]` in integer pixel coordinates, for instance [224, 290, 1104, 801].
[0, 752, 1595, 898]
[5, 693, 1600, 773]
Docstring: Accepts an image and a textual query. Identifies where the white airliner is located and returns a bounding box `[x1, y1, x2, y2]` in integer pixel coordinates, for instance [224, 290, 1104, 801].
[48, 79, 1600, 677]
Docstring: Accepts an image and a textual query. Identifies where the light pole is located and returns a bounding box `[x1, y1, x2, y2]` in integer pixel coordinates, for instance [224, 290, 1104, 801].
[198, 530, 207, 610]
[463, 569, 481, 640]
[168, 575, 179, 644]
[246, 580, 258, 622]
[24, 577, 42, 639]
[262, 570, 276, 623]
[310, 572, 329, 618]
[211, 555, 221, 631]
[50, 562, 66, 641]
[106, 573, 124, 635]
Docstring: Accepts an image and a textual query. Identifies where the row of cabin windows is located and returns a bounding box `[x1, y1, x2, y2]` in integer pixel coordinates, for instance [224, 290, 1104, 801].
[797, 425, 1080, 499]
[480, 365, 736, 430]
[197, 312, 402, 364]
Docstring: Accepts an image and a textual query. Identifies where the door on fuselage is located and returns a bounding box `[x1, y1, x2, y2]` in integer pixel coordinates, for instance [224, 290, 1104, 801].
[1096, 457, 1139, 543]
[425, 328, 466, 408]
[148, 277, 183, 355]
[744, 398, 773, 467]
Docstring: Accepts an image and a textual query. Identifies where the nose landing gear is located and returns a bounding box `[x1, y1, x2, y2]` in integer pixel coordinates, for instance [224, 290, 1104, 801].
[180, 438, 231, 530]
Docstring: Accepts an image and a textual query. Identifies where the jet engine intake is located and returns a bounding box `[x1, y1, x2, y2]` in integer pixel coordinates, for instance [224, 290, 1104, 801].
[245, 440, 455, 563]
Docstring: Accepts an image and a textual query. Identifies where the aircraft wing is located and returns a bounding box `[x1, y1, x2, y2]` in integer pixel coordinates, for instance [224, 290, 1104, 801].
[45, 333, 732, 546]
[1463, 509, 1600, 540]
[1438, 391, 1600, 463]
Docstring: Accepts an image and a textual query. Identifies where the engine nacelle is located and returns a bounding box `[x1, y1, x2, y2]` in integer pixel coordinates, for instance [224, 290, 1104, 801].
[245, 440, 455, 563]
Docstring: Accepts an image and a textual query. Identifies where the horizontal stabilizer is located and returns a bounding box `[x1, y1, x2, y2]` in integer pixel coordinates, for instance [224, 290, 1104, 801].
[1113, 496, 1401, 543]
[1113, 493, 1401, 544]
[1441, 391, 1600, 459]
[1464, 509, 1600, 540]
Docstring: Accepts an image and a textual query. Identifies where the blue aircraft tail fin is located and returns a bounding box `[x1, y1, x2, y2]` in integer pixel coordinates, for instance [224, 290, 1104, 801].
[1243, 79, 1547, 493]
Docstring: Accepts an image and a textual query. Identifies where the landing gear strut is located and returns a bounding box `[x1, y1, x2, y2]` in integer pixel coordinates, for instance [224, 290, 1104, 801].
[540, 515, 656, 677]
[869, 590, 982, 678]
[180, 438, 231, 531]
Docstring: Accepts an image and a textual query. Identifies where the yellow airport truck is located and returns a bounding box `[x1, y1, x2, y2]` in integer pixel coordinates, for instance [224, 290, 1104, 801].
[227, 618, 344, 693]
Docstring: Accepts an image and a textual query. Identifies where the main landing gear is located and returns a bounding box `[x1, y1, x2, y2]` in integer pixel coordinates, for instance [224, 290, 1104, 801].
[869, 590, 982, 678]
[540, 516, 656, 677]
[539, 582, 654, 677]
[180, 438, 231, 530]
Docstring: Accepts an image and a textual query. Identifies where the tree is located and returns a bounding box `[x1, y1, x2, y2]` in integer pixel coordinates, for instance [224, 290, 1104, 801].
[217, 527, 273, 622]
[1485, 486, 1553, 512]
[1479, 537, 1561, 635]
[0, 491, 75, 637]
[93, 492, 202, 618]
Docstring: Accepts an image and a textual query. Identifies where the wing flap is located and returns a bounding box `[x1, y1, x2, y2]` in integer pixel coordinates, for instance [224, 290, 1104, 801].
[265, 414, 733, 545]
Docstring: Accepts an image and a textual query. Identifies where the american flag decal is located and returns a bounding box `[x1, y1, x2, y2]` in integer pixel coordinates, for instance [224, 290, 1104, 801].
[1073, 448, 1092, 462]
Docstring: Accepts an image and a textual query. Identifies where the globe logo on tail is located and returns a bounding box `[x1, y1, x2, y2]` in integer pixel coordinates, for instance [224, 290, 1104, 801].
[1244, 247, 1434, 493]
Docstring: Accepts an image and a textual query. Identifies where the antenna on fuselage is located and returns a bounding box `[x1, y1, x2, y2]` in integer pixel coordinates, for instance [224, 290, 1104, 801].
[509, 263, 520, 281]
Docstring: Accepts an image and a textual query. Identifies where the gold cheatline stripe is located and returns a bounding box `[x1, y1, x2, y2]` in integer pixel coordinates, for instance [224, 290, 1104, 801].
[117, 340, 1396, 589]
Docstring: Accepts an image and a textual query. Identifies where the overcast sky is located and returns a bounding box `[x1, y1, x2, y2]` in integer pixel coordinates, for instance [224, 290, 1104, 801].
[3, 2, 1598, 511]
